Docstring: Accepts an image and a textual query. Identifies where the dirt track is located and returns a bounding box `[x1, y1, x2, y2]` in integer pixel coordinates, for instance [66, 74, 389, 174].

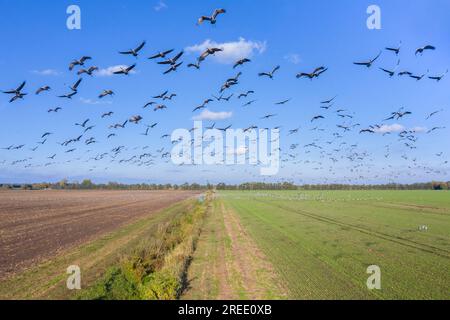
[183, 198, 288, 299]
[0, 190, 200, 278]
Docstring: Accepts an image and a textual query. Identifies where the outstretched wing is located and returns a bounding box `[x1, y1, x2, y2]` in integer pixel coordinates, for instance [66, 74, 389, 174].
[199, 51, 209, 61]
[162, 49, 174, 55]
[316, 68, 328, 76]
[212, 8, 226, 19]
[158, 59, 172, 65]
[197, 16, 211, 24]
[379, 67, 393, 75]
[149, 53, 161, 59]
[313, 66, 325, 74]
[127, 64, 136, 72]
[173, 51, 184, 62]
[371, 51, 382, 63]
[296, 72, 311, 78]
[69, 62, 76, 71]
[272, 65, 280, 74]
[72, 78, 82, 90]
[17, 81, 26, 91]
[135, 41, 146, 52]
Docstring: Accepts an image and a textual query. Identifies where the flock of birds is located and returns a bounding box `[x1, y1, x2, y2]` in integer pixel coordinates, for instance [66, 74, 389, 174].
[0, 8, 448, 184]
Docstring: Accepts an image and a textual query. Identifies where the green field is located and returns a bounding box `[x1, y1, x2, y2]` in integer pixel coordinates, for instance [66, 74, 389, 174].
[2, 190, 448, 300]
[215, 190, 450, 299]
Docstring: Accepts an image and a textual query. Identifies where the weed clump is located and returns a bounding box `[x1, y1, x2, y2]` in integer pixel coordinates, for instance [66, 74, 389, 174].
[78, 194, 210, 300]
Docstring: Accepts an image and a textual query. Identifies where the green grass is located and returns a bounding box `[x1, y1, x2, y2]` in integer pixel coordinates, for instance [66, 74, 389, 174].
[220, 190, 450, 299]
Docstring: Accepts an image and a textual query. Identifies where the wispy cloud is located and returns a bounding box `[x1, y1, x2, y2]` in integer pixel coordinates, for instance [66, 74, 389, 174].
[374, 124, 405, 134]
[186, 37, 267, 64]
[410, 126, 427, 133]
[192, 109, 233, 121]
[96, 65, 136, 77]
[284, 53, 301, 65]
[154, 0, 167, 11]
[31, 69, 61, 76]
[80, 98, 112, 105]
[374, 124, 427, 134]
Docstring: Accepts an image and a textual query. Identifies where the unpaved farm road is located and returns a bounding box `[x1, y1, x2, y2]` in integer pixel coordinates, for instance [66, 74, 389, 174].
[0, 190, 200, 279]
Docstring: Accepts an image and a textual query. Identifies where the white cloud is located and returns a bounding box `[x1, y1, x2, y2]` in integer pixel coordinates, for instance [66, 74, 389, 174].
[226, 145, 248, 156]
[284, 53, 301, 65]
[374, 124, 405, 134]
[31, 69, 60, 76]
[235, 146, 248, 156]
[154, 0, 167, 11]
[185, 37, 267, 64]
[80, 98, 112, 105]
[96, 65, 136, 77]
[410, 126, 427, 133]
[192, 109, 233, 121]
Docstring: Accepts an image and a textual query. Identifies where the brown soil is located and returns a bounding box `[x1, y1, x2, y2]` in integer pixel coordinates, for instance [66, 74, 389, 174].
[0, 190, 200, 279]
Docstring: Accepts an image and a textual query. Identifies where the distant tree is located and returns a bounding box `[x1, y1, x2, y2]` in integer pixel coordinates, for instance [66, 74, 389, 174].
[58, 179, 68, 189]
[81, 179, 94, 189]
[432, 181, 448, 190]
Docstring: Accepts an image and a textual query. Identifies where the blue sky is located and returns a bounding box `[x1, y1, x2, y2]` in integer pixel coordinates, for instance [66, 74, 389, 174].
[0, 0, 449, 184]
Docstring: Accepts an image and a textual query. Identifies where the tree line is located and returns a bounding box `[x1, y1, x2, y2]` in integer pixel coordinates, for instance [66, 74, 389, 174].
[213, 181, 450, 190]
[0, 179, 206, 191]
[1, 180, 449, 191]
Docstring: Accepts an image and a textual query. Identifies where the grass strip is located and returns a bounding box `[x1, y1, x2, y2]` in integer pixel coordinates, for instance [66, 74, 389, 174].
[76, 193, 210, 300]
